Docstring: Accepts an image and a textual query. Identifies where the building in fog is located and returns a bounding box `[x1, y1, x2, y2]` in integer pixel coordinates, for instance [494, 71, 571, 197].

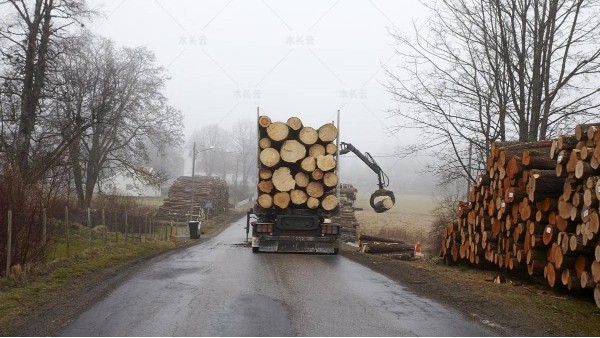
[101, 166, 162, 197]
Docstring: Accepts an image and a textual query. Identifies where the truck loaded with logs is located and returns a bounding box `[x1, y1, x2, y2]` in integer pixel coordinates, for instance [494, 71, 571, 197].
[246, 111, 395, 254]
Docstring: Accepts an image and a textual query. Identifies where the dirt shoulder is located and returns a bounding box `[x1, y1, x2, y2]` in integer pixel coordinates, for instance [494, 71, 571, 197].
[1, 208, 247, 337]
[341, 245, 600, 336]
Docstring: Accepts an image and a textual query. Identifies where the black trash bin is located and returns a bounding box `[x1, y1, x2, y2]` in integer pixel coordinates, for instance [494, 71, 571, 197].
[188, 221, 200, 239]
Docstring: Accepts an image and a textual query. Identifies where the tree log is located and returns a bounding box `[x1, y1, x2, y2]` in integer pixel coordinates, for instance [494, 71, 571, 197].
[300, 156, 317, 172]
[306, 181, 324, 198]
[272, 167, 295, 192]
[258, 194, 273, 208]
[258, 115, 271, 128]
[290, 189, 308, 205]
[362, 242, 414, 254]
[299, 127, 318, 145]
[259, 137, 272, 149]
[286, 116, 303, 131]
[273, 192, 291, 209]
[267, 122, 289, 141]
[259, 168, 272, 180]
[307, 197, 320, 209]
[257, 180, 273, 193]
[260, 148, 280, 167]
[318, 123, 338, 142]
[323, 172, 339, 187]
[311, 169, 324, 180]
[321, 195, 338, 211]
[326, 143, 337, 155]
[294, 172, 309, 188]
[309, 144, 326, 157]
[316, 154, 336, 171]
[280, 140, 307, 163]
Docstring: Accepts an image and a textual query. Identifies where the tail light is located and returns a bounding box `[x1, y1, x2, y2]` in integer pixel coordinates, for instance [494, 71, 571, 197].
[256, 223, 273, 233]
[321, 224, 338, 235]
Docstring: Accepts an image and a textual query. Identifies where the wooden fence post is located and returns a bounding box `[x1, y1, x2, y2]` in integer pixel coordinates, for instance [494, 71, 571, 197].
[88, 207, 92, 249]
[124, 212, 128, 244]
[65, 206, 70, 258]
[6, 210, 12, 277]
[42, 208, 47, 245]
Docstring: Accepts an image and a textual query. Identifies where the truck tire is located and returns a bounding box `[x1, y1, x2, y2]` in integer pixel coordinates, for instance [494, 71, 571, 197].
[333, 248, 339, 255]
[252, 247, 260, 253]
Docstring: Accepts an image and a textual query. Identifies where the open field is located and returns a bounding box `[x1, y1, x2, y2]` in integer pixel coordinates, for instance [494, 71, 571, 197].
[354, 192, 438, 252]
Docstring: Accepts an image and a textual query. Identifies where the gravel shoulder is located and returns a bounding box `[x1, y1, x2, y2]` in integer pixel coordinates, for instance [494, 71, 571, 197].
[340, 245, 600, 336]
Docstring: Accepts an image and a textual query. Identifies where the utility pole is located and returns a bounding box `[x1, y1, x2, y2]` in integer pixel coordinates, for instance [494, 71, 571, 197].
[467, 141, 473, 197]
[190, 142, 197, 221]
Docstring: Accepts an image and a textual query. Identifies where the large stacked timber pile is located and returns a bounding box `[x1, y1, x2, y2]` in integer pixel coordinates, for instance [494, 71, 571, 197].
[256, 115, 339, 212]
[156, 176, 229, 220]
[335, 183, 359, 242]
[440, 123, 600, 309]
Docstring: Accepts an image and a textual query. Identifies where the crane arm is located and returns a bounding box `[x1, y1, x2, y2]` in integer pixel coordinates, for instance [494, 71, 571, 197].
[339, 142, 395, 213]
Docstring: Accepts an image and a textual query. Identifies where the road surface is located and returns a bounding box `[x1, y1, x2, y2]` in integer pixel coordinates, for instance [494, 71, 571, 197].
[61, 217, 494, 336]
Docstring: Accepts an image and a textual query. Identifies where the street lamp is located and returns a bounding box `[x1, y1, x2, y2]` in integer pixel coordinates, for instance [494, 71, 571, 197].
[190, 143, 215, 221]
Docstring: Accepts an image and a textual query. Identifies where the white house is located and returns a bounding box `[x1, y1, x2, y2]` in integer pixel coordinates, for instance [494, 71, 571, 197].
[101, 166, 162, 197]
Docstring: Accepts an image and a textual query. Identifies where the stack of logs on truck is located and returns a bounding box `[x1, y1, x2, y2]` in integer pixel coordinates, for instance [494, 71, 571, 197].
[440, 123, 600, 308]
[256, 116, 339, 211]
[156, 176, 229, 221]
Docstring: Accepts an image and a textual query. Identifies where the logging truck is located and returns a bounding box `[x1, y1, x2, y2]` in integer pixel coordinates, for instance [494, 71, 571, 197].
[246, 112, 395, 254]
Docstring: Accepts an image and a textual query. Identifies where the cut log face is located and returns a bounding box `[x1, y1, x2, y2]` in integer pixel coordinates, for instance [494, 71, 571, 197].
[280, 140, 307, 163]
[272, 167, 296, 192]
[309, 144, 326, 158]
[323, 172, 339, 187]
[258, 180, 274, 193]
[267, 122, 289, 141]
[258, 194, 273, 208]
[286, 117, 303, 131]
[273, 192, 291, 209]
[312, 169, 324, 180]
[295, 172, 309, 188]
[306, 181, 324, 198]
[299, 127, 319, 145]
[326, 143, 337, 155]
[259, 168, 272, 180]
[318, 123, 338, 142]
[290, 189, 308, 205]
[260, 148, 280, 167]
[258, 115, 272, 128]
[307, 197, 320, 209]
[259, 137, 272, 150]
[300, 157, 317, 172]
[316, 154, 336, 171]
[321, 195, 338, 211]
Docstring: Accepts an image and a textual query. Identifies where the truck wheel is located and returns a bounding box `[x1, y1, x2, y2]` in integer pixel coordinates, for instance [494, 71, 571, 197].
[332, 248, 339, 255]
[252, 247, 260, 253]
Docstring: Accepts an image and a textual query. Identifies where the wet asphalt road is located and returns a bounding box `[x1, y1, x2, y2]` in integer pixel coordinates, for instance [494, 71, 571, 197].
[61, 217, 494, 337]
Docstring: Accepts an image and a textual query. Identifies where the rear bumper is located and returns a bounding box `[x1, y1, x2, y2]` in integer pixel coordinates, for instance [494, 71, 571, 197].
[252, 235, 338, 253]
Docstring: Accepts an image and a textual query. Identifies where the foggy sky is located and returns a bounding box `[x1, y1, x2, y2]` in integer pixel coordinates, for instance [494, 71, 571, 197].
[87, 0, 434, 191]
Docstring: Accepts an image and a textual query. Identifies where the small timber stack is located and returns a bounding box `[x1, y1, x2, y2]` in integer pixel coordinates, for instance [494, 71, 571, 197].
[156, 176, 229, 220]
[440, 122, 600, 309]
[334, 183, 360, 242]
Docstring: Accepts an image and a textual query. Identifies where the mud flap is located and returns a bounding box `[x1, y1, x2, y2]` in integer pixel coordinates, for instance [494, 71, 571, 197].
[255, 236, 337, 254]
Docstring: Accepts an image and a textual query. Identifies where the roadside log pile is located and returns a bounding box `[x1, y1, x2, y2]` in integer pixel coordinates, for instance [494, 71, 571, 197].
[440, 123, 600, 309]
[256, 116, 339, 212]
[358, 233, 413, 257]
[156, 176, 229, 220]
[334, 183, 360, 242]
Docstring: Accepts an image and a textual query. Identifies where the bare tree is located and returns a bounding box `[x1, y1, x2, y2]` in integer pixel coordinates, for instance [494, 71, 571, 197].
[387, 0, 600, 185]
[189, 125, 230, 178]
[54, 33, 184, 208]
[230, 119, 256, 196]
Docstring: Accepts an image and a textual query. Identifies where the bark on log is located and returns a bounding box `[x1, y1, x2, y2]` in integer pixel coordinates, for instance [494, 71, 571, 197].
[267, 122, 289, 141]
[374, 197, 394, 211]
[272, 167, 295, 192]
[363, 242, 414, 254]
[258, 115, 271, 128]
[260, 148, 280, 167]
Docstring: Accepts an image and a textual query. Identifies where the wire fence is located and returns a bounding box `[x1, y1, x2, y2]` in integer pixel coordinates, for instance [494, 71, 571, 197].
[2, 206, 193, 277]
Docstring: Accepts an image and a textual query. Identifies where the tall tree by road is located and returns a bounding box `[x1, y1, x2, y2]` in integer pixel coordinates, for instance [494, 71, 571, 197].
[387, 0, 600, 185]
